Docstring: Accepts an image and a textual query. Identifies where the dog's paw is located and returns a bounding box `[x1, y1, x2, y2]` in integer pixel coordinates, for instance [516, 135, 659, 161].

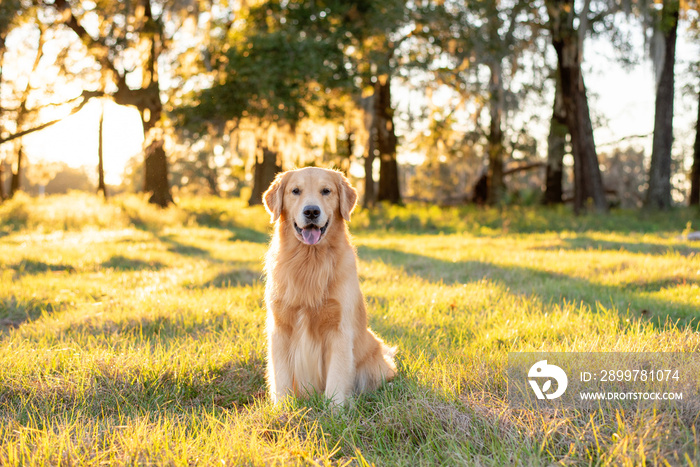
[327, 395, 354, 416]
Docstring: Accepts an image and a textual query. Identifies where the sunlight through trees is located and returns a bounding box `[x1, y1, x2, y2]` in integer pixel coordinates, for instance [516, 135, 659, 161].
[0, 0, 698, 210]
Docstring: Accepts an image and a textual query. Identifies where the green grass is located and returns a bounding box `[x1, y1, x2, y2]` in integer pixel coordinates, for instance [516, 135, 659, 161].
[1, 193, 699, 465]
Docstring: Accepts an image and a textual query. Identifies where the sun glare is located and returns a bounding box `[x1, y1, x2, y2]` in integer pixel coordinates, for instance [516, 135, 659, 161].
[23, 99, 144, 186]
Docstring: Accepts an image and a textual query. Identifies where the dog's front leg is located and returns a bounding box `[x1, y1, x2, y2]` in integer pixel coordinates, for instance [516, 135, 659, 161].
[324, 334, 354, 405]
[268, 328, 294, 405]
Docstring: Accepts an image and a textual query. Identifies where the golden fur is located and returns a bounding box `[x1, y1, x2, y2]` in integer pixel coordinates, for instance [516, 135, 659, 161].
[262, 167, 396, 405]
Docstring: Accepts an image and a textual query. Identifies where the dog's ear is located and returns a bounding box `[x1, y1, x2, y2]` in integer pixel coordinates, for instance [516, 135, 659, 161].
[337, 172, 358, 222]
[263, 172, 287, 223]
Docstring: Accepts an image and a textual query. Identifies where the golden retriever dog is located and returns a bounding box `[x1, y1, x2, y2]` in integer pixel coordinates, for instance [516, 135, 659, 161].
[262, 167, 396, 405]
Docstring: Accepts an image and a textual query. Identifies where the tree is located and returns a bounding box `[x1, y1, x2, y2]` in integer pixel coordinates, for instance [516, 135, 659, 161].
[49, 0, 173, 207]
[178, 0, 420, 206]
[97, 100, 107, 199]
[631, 0, 700, 208]
[545, 0, 608, 213]
[425, 0, 546, 205]
[8, 22, 46, 197]
[249, 147, 282, 205]
[687, 6, 700, 207]
[645, 0, 680, 210]
[292, 0, 410, 206]
[168, 124, 240, 197]
[486, 57, 506, 205]
[0, 0, 24, 200]
[477, 0, 533, 205]
[179, 0, 366, 205]
[543, 68, 568, 205]
[339, 0, 412, 206]
[690, 88, 700, 206]
[372, 75, 400, 204]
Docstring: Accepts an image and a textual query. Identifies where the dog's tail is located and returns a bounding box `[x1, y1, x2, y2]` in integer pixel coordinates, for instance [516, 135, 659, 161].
[354, 330, 397, 393]
[382, 343, 398, 380]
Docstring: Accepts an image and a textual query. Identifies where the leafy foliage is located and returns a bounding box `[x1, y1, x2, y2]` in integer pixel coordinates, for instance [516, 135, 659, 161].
[180, 0, 357, 129]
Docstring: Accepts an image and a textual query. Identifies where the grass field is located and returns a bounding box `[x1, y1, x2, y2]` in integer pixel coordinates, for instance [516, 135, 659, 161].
[1, 193, 699, 465]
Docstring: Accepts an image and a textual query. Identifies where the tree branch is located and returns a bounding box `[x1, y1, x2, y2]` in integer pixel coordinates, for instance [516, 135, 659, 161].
[0, 90, 104, 145]
[0, 93, 88, 114]
[578, 0, 592, 49]
[503, 161, 546, 176]
[49, 0, 124, 84]
[597, 133, 653, 147]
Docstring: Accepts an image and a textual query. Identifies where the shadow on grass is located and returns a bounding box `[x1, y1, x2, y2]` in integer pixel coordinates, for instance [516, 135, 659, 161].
[101, 255, 165, 271]
[10, 259, 77, 278]
[156, 231, 267, 264]
[0, 355, 266, 424]
[154, 233, 264, 287]
[186, 208, 269, 244]
[193, 266, 263, 288]
[528, 234, 700, 257]
[227, 226, 269, 244]
[0, 296, 65, 331]
[66, 308, 256, 341]
[357, 245, 699, 326]
[157, 233, 211, 258]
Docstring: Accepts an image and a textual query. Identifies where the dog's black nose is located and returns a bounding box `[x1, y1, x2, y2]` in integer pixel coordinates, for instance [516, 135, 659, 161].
[303, 205, 321, 220]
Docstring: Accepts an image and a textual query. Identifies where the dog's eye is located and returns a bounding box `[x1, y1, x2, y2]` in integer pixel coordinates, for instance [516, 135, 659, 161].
[291, 188, 300, 195]
[321, 188, 331, 195]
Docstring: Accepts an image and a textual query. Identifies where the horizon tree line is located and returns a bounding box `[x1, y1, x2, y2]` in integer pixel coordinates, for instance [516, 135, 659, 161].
[0, 0, 698, 211]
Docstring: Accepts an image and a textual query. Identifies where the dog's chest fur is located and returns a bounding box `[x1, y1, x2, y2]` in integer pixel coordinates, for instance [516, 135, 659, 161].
[290, 311, 325, 391]
[266, 224, 344, 306]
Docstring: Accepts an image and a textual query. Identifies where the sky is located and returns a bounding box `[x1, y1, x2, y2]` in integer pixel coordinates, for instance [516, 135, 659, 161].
[586, 42, 656, 149]
[22, 99, 143, 186]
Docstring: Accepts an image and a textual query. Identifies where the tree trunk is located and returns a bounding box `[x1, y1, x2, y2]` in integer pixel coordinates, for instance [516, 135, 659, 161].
[138, 0, 172, 207]
[690, 89, 700, 206]
[543, 69, 567, 205]
[487, 60, 505, 205]
[142, 119, 173, 208]
[645, 0, 679, 210]
[143, 134, 173, 208]
[143, 138, 172, 207]
[374, 76, 401, 204]
[472, 168, 489, 204]
[249, 146, 281, 206]
[205, 163, 220, 197]
[548, 0, 608, 213]
[9, 146, 22, 197]
[7, 26, 44, 199]
[362, 88, 376, 208]
[0, 161, 4, 201]
[363, 126, 376, 208]
[97, 103, 107, 199]
[378, 152, 400, 204]
[0, 38, 5, 201]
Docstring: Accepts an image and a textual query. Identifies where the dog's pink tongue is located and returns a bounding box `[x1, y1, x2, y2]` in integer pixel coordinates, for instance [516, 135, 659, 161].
[301, 227, 321, 245]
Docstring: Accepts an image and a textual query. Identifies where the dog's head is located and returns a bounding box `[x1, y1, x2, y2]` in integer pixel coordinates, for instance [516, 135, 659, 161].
[263, 167, 358, 246]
